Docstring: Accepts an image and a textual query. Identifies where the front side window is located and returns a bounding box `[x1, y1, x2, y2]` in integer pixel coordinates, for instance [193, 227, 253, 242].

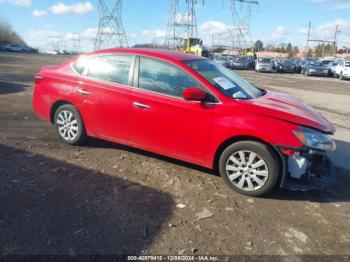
[183, 59, 262, 100]
[138, 57, 201, 98]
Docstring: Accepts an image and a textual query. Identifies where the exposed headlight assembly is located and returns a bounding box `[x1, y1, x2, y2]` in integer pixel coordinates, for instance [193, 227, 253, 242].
[293, 127, 336, 152]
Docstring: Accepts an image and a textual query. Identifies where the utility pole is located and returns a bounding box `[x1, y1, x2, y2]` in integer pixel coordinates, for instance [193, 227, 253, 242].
[230, 0, 258, 51]
[333, 24, 340, 57]
[306, 21, 311, 49]
[305, 22, 340, 57]
[165, 0, 203, 50]
[94, 0, 128, 50]
[72, 32, 81, 53]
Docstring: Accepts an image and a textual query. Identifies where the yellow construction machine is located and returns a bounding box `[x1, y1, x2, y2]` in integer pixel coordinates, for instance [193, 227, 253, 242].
[178, 37, 204, 56]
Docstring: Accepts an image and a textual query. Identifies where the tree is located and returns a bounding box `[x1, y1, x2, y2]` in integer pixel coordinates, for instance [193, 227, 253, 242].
[0, 17, 26, 45]
[286, 42, 293, 56]
[253, 40, 263, 52]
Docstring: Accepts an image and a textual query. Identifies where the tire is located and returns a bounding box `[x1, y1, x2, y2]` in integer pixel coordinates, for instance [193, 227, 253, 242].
[54, 104, 86, 145]
[218, 141, 280, 197]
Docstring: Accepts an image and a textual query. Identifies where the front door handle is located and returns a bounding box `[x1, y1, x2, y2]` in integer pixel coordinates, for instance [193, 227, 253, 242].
[133, 102, 151, 110]
[77, 89, 91, 96]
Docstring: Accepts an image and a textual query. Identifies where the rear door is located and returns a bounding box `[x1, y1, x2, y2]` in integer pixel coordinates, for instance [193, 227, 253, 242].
[72, 54, 135, 143]
[129, 56, 215, 165]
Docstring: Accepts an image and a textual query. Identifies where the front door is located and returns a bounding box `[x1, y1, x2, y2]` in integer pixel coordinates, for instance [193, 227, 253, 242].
[130, 56, 215, 165]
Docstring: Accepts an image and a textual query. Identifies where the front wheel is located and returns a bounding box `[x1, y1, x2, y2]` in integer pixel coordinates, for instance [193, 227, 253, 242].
[219, 141, 280, 197]
[54, 104, 86, 145]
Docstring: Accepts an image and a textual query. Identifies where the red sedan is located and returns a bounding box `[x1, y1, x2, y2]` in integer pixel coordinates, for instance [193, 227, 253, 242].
[33, 48, 336, 196]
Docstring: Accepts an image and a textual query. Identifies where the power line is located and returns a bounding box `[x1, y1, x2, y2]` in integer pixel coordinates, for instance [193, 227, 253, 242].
[94, 0, 128, 50]
[165, 0, 204, 49]
[230, 0, 258, 50]
[306, 21, 340, 57]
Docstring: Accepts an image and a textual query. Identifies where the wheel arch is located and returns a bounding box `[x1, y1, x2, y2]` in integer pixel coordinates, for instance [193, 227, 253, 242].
[212, 135, 286, 187]
[50, 100, 73, 123]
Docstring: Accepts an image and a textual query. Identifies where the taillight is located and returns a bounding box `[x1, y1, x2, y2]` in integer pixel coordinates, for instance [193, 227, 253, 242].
[34, 74, 45, 85]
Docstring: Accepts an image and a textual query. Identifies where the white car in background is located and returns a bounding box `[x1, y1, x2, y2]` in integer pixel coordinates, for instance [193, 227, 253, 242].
[334, 61, 350, 80]
[255, 57, 274, 73]
[4, 44, 26, 52]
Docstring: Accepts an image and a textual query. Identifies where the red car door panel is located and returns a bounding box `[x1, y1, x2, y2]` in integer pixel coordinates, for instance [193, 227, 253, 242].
[75, 79, 133, 143]
[72, 54, 135, 143]
[130, 89, 213, 165]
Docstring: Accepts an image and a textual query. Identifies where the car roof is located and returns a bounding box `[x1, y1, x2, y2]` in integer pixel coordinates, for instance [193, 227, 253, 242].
[88, 48, 206, 62]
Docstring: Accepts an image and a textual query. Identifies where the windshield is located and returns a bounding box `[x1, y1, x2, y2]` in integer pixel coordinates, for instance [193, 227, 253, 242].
[279, 59, 293, 65]
[234, 57, 246, 62]
[310, 61, 324, 67]
[258, 58, 272, 63]
[215, 56, 227, 61]
[183, 59, 262, 99]
[190, 38, 201, 46]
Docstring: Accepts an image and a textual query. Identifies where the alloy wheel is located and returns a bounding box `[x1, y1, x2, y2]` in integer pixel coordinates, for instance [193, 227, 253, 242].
[56, 110, 79, 142]
[225, 150, 269, 192]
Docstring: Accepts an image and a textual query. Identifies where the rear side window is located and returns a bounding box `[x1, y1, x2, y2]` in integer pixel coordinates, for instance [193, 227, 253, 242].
[72, 58, 88, 75]
[138, 57, 200, 98]
[73, 55, 134, 86]
[87, 55, 134, 86]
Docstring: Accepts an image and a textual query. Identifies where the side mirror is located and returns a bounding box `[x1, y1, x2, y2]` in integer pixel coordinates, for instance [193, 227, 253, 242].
[183, 87, 207, 102]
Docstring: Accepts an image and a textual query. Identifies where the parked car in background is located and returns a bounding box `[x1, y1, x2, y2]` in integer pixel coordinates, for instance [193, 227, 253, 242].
[292, 59, 302, 73]
[327, 61, 339, 76]
[255, 57, 274, 72]
[213, 56, 230, 68]
[230, 56, 254, 70]
[3, 44, 38, 53]
[23, 46, 39, 53]
[334, 60, 350, 80]
[275, 59, 296, 73]
[33, 48, 336, 196]
[302, 60, 329, 76]
[4, 44, 27, 52]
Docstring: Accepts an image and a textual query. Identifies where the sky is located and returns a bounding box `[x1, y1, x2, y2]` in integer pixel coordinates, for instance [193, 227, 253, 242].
[0, 0, 350, 52]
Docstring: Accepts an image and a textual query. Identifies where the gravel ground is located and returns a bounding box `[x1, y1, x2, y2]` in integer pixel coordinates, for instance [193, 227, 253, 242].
[0, 53, 349, 256]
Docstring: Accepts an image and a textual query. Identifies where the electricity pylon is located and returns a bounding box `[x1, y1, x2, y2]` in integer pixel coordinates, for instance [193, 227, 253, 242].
[230, 0, 258, 50]
[165, 0, 203, 49]
[94, 0, 128, 50]
[72, 32, 81, 53]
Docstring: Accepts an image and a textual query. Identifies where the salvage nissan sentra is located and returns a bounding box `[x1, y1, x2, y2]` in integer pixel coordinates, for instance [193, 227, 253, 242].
[33, 48, 336, 196]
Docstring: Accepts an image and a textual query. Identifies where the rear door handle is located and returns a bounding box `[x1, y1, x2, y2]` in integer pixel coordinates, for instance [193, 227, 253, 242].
[133, 102, 151, 110]
[77, 89, 91, 96]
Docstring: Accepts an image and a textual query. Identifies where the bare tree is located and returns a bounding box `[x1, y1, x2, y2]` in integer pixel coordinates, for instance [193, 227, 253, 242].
[0, 17, 26, 45]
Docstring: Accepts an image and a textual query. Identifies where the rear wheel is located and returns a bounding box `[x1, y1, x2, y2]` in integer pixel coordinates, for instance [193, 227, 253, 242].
[219, 141, 280, 197]
[54, 104, 86, 145]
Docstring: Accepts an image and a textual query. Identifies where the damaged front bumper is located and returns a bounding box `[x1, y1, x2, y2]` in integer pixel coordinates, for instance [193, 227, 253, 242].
[276, 147, 335, 191]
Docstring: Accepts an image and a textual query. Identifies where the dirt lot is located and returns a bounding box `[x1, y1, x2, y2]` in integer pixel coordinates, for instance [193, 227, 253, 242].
[0, 53, 350, 256]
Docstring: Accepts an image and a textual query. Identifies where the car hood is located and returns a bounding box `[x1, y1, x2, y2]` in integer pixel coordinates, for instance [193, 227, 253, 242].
[241, 90, 335, 134]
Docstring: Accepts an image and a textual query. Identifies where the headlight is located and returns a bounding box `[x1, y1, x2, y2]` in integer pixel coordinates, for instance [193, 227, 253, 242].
[293, 127, 336, 152]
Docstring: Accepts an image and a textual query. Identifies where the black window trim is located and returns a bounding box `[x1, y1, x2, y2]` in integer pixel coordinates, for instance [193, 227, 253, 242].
[133, 55, 221, 104]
